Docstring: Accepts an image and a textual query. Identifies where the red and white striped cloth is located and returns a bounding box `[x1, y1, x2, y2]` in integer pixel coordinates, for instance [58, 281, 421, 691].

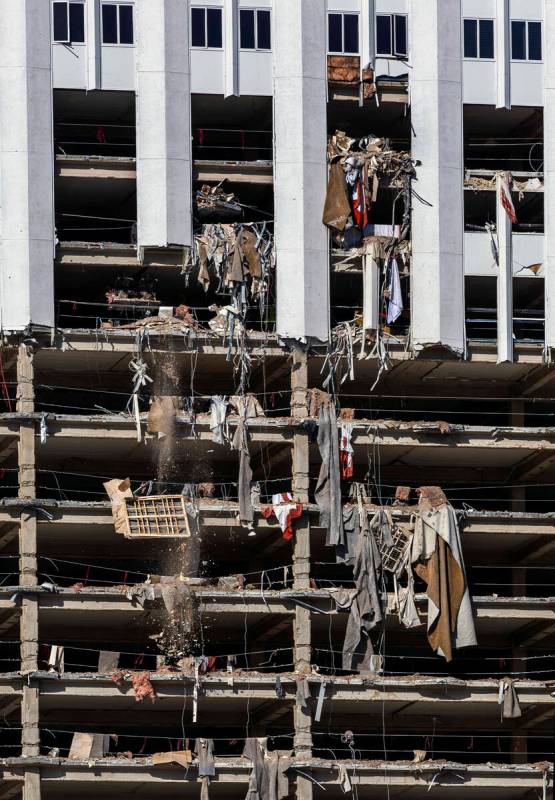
[262, 493, 303, 541]
[339, 424, 354, 479]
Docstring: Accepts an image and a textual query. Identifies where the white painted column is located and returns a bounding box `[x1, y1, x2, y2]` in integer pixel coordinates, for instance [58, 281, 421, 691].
[496, 175, 513, 363]
[136, 0, 192, 251]
[224, 0, 239, 98]
[363, 255, 380, 331]
[410, 0, 465, 356]
[495, 0, 511, 109]
[361, 0, 376, 70]
[0, 0, 55, 332]
[87, 0, 101, 91]
[544, 0, 555, 351]
[273, 0, 329, 342]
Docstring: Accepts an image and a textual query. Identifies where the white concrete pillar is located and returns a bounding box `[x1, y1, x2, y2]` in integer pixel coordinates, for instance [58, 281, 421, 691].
[544, 0, 555, 351]
[0, 0, 55, 332]
[496, 175, 513, 363]
[363, 255, 380, 331]
[136, 0, 192, 251]
[496, 0, 511, 109]
[224, 0, 239, 98]
[410, 0, 465, 356]
[361, 0, 376, 70]
[273, 0, 329, 342]
[87, 0, 101, 91]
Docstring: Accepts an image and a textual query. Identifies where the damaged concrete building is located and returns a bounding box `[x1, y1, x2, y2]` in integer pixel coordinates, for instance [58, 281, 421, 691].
[0, 1, 554, 799]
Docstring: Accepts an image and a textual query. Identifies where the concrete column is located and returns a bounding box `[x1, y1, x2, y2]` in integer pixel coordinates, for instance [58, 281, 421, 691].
[496, 0, 511, 109]
[496, 175, 513, 363]
[0, 0, 55, 332]
[410, 0, 465, 356]
[361, 0, 376, 70]
[136, 0, 192, 251]
[86, 0, 101, 90]
[23, 768, 41, 800]
[273, 0, 329, 343]
[544, 0, 555, 351]
[224, 0, 239, 98]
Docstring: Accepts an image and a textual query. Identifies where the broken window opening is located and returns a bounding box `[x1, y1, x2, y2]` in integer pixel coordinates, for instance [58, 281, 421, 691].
[463, 18, 494, 60]
[376, 14, 408, 59]
[191, 6, 223, 49]
[52, 1, 85, 44]
[240, 9, 271, 51]
[101, 3, 134, 45]
[328, 12, 359, 55]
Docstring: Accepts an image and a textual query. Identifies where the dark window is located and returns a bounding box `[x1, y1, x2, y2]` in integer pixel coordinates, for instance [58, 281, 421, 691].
[343, 14, 358, 54]
[463, 18, 478, 57]
[511, 20, 526, 59]
[119, 5, 134, 44]
[191, 7, 206, 47]
[53, 2, 85, 43]
[206, 8, 222, 48]
[328, 13, 342, 53]
[102, 4, 118, 43]
[479, 19, 494, 59]
[240, 9, 256, 49]
[69, 2, 85, 42]
[53, 2, 68, 41]
[257, 10, 271, 49]
[463, 19, 494, 58]
[528, 21, 542, 60]
[377, 14, 407, 57]
[376, 15, 392, 55]
[328, 12, 358, 54]
[394, 14, 407, 57]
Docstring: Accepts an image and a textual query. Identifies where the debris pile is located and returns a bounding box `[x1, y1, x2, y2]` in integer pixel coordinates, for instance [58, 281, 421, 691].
[195, 183, 242, 220]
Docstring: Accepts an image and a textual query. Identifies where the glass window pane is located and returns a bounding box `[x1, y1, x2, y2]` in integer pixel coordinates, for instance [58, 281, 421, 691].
[257, 10, 271, 50]
[511, 20, 526, 59]
[376, 15, 392, 55]
[207, 8, 222, 47]
[102, 4, 118, 43]
[479, 19, 494, 58]
[191, 7, 206, 47]
[394, 14, 407, 57]
[328, 14, 342, 52]
[53, 2, 68, 42]
[119, 5, 134, 44]
[463, 19, 477, 58]
[343, 14, 359, 54]
[69, 3, 84, 42]
[240, 9, 255, 49]
[528, 21, 542, 61]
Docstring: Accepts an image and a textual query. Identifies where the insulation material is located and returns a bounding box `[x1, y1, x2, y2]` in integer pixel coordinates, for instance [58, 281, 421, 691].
[131, 671, 157, 703]
[103, 478, 133, 535]
[98, 651, 120, 672]
[68, 732, 110, 760]
[147, 395, 182, 438]
[152, 750, 193, 767]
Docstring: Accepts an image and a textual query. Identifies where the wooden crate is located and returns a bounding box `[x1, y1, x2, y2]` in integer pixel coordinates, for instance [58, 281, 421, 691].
[123, 495, 190, 539]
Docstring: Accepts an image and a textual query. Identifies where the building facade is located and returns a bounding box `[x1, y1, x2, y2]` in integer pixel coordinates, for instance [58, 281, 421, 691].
[0, 2, 553, 800]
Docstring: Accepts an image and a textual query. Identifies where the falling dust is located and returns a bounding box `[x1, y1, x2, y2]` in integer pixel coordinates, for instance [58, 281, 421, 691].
[151, 340, 202, 663]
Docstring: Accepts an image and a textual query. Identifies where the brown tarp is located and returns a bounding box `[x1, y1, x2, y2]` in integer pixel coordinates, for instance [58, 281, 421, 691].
[322, 161, 351, 231]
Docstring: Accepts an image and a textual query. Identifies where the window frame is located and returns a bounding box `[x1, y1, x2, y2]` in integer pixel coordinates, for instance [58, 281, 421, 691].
[190, 6, 224, 50]
[511, 19, 543, 62]
[239, 8, 271, 52]
[327, 11, 360, 56]
[375, 13, 408, 59]
[101, 2, 135, 47]
[52, 1, 86, 45]
[462, 17, 495, 61]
